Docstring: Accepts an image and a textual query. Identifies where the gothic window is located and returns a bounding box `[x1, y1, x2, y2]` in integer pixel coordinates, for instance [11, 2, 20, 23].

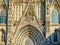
[2, 33, 5, 42]
[0, 0, 6, 24]
[0, 15, 6, 23]
[5, 0, 9, 6]
[40, 3, 45, 24]
[49, 0, 52, 5]
[54, 30, 58, 42]
[52, 9, 58, 23]
[58, 12, 60, 24]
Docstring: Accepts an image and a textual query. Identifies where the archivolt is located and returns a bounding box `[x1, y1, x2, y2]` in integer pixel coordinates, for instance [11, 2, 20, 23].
[14, 25, 44, 45]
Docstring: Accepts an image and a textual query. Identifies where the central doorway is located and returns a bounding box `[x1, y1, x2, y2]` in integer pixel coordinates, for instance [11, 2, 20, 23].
[23, 37, 34, 45]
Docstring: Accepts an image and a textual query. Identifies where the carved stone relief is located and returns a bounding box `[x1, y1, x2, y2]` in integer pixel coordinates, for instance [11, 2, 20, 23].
[12, 25, 44, 45]
[24, 4, 35, 23]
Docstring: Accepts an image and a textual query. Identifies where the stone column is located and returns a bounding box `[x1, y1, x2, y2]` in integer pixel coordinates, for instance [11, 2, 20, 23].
[0, 30, 5, 45]
[0, 30, 2, 42]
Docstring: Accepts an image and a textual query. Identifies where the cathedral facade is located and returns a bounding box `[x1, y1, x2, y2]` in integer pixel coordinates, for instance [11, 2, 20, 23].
[0, 0, 60, 45]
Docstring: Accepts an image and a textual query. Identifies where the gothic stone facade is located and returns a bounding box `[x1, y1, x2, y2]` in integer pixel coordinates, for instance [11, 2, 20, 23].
[0, 0, 60, 45]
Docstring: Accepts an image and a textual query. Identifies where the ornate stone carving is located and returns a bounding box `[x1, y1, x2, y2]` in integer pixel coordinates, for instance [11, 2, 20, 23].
[13, 25, 44, 45]
[24, 5, 35, 23]
[25, 12, 34, 23]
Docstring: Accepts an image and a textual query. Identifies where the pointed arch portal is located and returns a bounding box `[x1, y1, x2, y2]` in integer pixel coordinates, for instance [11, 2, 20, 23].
[13, 25, 44, 45]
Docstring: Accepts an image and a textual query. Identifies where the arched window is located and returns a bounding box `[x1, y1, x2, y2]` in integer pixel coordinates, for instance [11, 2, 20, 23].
[58, 12, 60, 24]
[54, 30, 58, 42]
[0, 29, 5, 42]
[49, 0, 52, 5]
[52, 9, 58, 23]
[0, 10, 6, 24]
[40, 2, 46, 24]
[2, 33, 5, 42]
[0, 15, 6, 23]
[0, 0, 6, 24]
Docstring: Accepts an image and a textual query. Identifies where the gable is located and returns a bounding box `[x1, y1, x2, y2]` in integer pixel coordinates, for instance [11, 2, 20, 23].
[12, 3, 45, 42]
[17, 4, 41, 33]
